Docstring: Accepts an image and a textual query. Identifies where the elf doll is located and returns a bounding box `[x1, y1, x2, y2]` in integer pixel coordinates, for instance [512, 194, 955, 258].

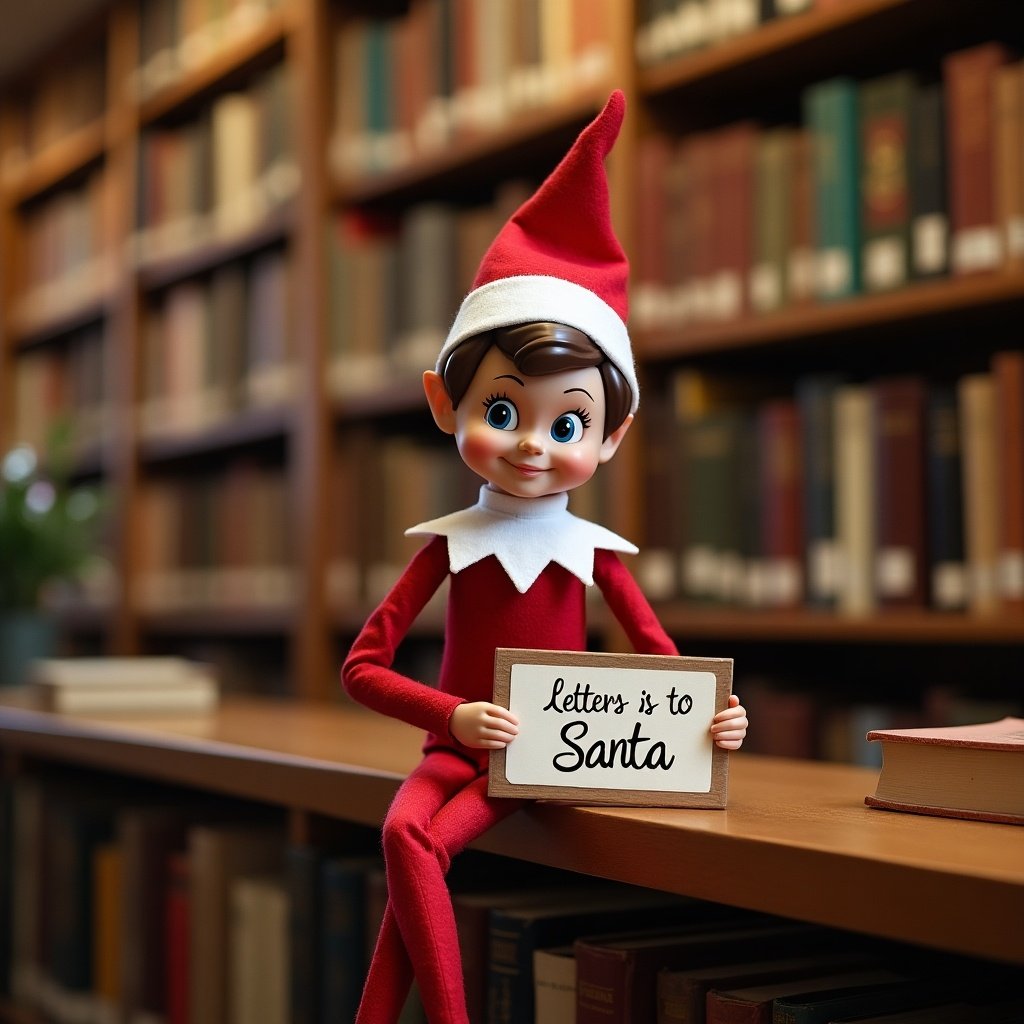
[342, 90, 748, 1024]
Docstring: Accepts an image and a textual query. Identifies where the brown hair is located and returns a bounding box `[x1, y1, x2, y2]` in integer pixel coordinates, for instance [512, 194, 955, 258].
[440, 323, 632, 439]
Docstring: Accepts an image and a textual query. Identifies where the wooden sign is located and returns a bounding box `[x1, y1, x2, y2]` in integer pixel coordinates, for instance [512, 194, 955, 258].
[488, 648, 732, 808]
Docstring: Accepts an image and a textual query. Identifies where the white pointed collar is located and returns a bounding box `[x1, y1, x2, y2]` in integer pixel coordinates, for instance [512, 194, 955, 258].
[406, 485, 638, 594]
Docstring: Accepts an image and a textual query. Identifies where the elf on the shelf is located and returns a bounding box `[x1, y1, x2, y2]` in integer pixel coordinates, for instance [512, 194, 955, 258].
[342, 90, 748, 1024]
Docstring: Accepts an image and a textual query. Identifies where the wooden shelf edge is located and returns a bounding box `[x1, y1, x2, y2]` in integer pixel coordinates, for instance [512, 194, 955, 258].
[137, 10, 289, 126]
[331, 377, 427, 421]
[137, 403, 291, 463]
[0, 697, 1021, 964]
[3, 118, 106, 204]
[638, 0, 916, 96]
[138, 605, 293, 636]
[134, 202, 296, 292]
[334, 91, 605, 204]
[635, 270, 1024, 359]
[8, 285, 112, 349]
[652, 605, 1024, 644]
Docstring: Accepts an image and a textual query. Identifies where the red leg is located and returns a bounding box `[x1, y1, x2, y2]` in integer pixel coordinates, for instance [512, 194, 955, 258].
[356, 751, 522, 1024]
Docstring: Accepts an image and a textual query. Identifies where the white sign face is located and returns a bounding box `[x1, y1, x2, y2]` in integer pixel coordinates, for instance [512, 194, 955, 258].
[503, 662, 718, 793]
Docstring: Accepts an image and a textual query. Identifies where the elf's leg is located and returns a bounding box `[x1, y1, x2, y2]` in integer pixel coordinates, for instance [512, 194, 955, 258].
[355, 751, 477, 1024]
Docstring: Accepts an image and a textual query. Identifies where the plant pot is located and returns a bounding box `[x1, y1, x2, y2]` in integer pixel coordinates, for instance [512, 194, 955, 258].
[0, 611, 58, 687]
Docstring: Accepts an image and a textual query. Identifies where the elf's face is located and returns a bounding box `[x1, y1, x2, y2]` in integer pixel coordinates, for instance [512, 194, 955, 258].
[425, 347, 632, 499]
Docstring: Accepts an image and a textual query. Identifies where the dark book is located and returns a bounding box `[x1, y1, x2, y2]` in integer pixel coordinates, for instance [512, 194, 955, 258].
[797, 376, 842, 609]
[656, 949, 870, 1024]
[286, 845, 323, 1024]
[944, 43, 1011, 275]
[165, 851, 190, 1024]
[872, 376, 928, 608]
[993, 350, 1024, 609]
[859, 72, 915, 292]
[487, 887, 698, 1024]
[320, 855, 379, 1024]
[773, 977, 951, 1023]
[926, 386, 967, 611]
[576, 920, 818, 1024]
[750, 128, 794, 315]
[909, 82, 949, 280]
[706, 968, 903, 1024]
[757, 399, 804, 609]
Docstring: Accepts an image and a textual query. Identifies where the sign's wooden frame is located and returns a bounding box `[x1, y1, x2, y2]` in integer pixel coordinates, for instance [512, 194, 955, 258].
[488, 648, 733, 808]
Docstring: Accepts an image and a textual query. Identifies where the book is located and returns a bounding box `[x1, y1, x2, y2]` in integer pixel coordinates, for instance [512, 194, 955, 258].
[992, 350, 1024, 608]
[188, 824, 284, 1024]
[534, 944, 576, 1024]
[859, 72, 915, 292]
[487, 887, 698, 1024]
[872, 377, 928, 608]
[834, 385, 876, 614]
[165, 852, 190, 1024]
[908, 81, 948, 279]
[944, 43, 1011, 274]
[927, 386, 967, 611]
[655, 950, 870, 1024]
[958, 373, 1000, 613]
[576, 920, 819, 1024]
[705, 968, 903, 1024]
[805, 77, 861, 300]
[865, 717, 1024, 825]
[773, 977, 950, 1023]
[229, 875, 290, 1024]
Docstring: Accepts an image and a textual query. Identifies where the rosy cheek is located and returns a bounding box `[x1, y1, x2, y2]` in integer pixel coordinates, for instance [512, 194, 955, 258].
[458, 426, 502, 467]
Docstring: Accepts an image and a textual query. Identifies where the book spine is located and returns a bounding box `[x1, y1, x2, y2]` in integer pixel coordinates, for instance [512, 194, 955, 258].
[859, 73, 914, 292]
[908, 81, 949, 279]
[926, 386, 967, 611]
[993, 350, 1024, 608]
[575, 945, 628, 1024]
[944, 42, 1010, 274]
[806, 78, 861, 300]
[872, 377, 928, 608]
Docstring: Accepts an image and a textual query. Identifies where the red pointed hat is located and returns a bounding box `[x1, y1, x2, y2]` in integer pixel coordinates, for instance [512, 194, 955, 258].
[438, 90, 638, 413]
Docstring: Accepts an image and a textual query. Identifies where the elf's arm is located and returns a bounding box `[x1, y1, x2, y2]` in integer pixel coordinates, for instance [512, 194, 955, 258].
[594, 549, 748, 750]
[342, 535, 463, 737]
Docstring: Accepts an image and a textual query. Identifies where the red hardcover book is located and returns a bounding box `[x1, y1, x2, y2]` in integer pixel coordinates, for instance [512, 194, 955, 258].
[943, 42, 1011, 274]
[712, 122, 758, 321]
[757, 400, 804, 608]
[165, 852, 190, 1024]
[993, 350, 1024, 609]
[872, 377, 928, 608]
[865, 717, 1024, 825]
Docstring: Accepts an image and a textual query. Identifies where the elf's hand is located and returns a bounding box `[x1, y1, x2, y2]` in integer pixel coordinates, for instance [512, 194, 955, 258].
[710, 694, 748, 750]
[449, 702, 520, 749]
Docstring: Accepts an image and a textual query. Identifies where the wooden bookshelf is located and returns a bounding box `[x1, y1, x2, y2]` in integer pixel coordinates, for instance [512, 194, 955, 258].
[0, 0, 1021, 716]
[1, 696, 1021, 965]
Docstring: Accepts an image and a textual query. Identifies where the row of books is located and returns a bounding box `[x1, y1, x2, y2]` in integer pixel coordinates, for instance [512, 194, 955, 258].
[327, 181, 532, 397]
[328, 432, 607, 610]
[4, 778, 1019, 1024]
[740, 677, 1023, 766]
[139, 247, 295, 439]
[1, 37, 106, 167]
[330, 0, 613, 179]
[14, 165, 117, 334]
[640, 351, 1024, 614]
[133, 0, 285, 101]
[11, 322, 109, 460]
[634, 45, 1024, 330]
[134, 61, 297, 262]
[635, 0, 825, 68]
[136, 460, 294, 613]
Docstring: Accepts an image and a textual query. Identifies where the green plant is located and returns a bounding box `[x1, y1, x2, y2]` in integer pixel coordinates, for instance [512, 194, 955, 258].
[0, 428, 105, 611]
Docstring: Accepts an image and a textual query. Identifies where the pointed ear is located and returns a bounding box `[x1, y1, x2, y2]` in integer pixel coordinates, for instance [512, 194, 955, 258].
[423, 370, 457, 434]
[598, 413, 633, 463]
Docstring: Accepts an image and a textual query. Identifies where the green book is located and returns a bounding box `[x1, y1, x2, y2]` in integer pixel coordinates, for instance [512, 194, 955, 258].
[804, 77, 861, 300]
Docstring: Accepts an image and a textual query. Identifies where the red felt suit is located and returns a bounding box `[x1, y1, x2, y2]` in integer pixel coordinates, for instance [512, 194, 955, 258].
[342, 533, 677, 1023]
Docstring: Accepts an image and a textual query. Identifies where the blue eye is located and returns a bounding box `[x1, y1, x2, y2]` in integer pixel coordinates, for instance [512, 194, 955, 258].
[551, 412, 586, 444]
[484, 398, 518, 431]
